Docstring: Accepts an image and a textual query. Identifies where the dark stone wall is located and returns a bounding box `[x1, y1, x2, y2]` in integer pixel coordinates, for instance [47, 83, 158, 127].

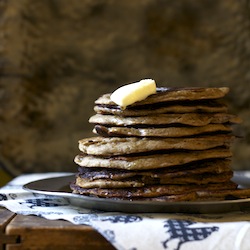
[1, 0, 250, 175]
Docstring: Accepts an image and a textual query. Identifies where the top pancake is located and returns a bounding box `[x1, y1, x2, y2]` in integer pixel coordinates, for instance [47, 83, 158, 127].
[95, 87, 229, 107]
[95, 99, 228, 117]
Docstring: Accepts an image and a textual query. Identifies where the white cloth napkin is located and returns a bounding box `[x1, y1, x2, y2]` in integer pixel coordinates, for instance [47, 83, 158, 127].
[1, 173, 250, 250]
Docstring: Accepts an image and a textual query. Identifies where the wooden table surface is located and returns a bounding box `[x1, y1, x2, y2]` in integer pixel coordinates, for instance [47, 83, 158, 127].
[0, 207, 115, 250]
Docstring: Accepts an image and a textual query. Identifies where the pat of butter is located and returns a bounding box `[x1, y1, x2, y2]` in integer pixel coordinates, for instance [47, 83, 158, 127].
[110, 79, 157, 108]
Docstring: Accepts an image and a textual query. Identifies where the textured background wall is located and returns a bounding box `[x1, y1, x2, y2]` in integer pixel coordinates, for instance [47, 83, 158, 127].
[0, 0, 250, 177]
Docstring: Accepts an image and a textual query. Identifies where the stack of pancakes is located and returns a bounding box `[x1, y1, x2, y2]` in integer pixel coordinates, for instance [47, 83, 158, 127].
[71, 87, 250, 201]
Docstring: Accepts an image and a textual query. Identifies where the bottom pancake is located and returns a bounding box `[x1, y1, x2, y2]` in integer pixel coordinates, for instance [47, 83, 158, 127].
[196, 189, 250, 200]
[71, 182, 250, 202]
[70, 181, 237, 198]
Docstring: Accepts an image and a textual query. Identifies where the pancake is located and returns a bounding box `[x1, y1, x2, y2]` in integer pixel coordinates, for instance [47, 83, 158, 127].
[71, 181, 237, 198]
[94, 100, 228, 116]
[74, 148, 232, 170]
[75, 176, 146, 188]
[134, 192, 197, 202]
[196, 189, 250, 200]
[95, 87, 230, 106]
[93, 124, 233, 137]
[75, 171, 233, 188]
[159, 172, 233, 185]
[78, 135, 234, 156]
[89, 113, 241, 127]
[71, 182, 199, 201]
[77, 159, 232, 181]
[72, 182, 250, 201]
[137, 192, 198, 202]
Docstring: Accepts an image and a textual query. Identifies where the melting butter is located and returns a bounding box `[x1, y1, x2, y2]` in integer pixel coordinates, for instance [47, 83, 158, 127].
[110, 79, 156, 109]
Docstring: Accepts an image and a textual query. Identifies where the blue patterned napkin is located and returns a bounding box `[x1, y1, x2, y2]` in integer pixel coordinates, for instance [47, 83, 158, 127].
[1, 173, 250, 250]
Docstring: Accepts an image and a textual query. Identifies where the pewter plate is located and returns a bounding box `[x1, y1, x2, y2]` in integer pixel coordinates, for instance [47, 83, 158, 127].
[23, 171, 250, 214]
